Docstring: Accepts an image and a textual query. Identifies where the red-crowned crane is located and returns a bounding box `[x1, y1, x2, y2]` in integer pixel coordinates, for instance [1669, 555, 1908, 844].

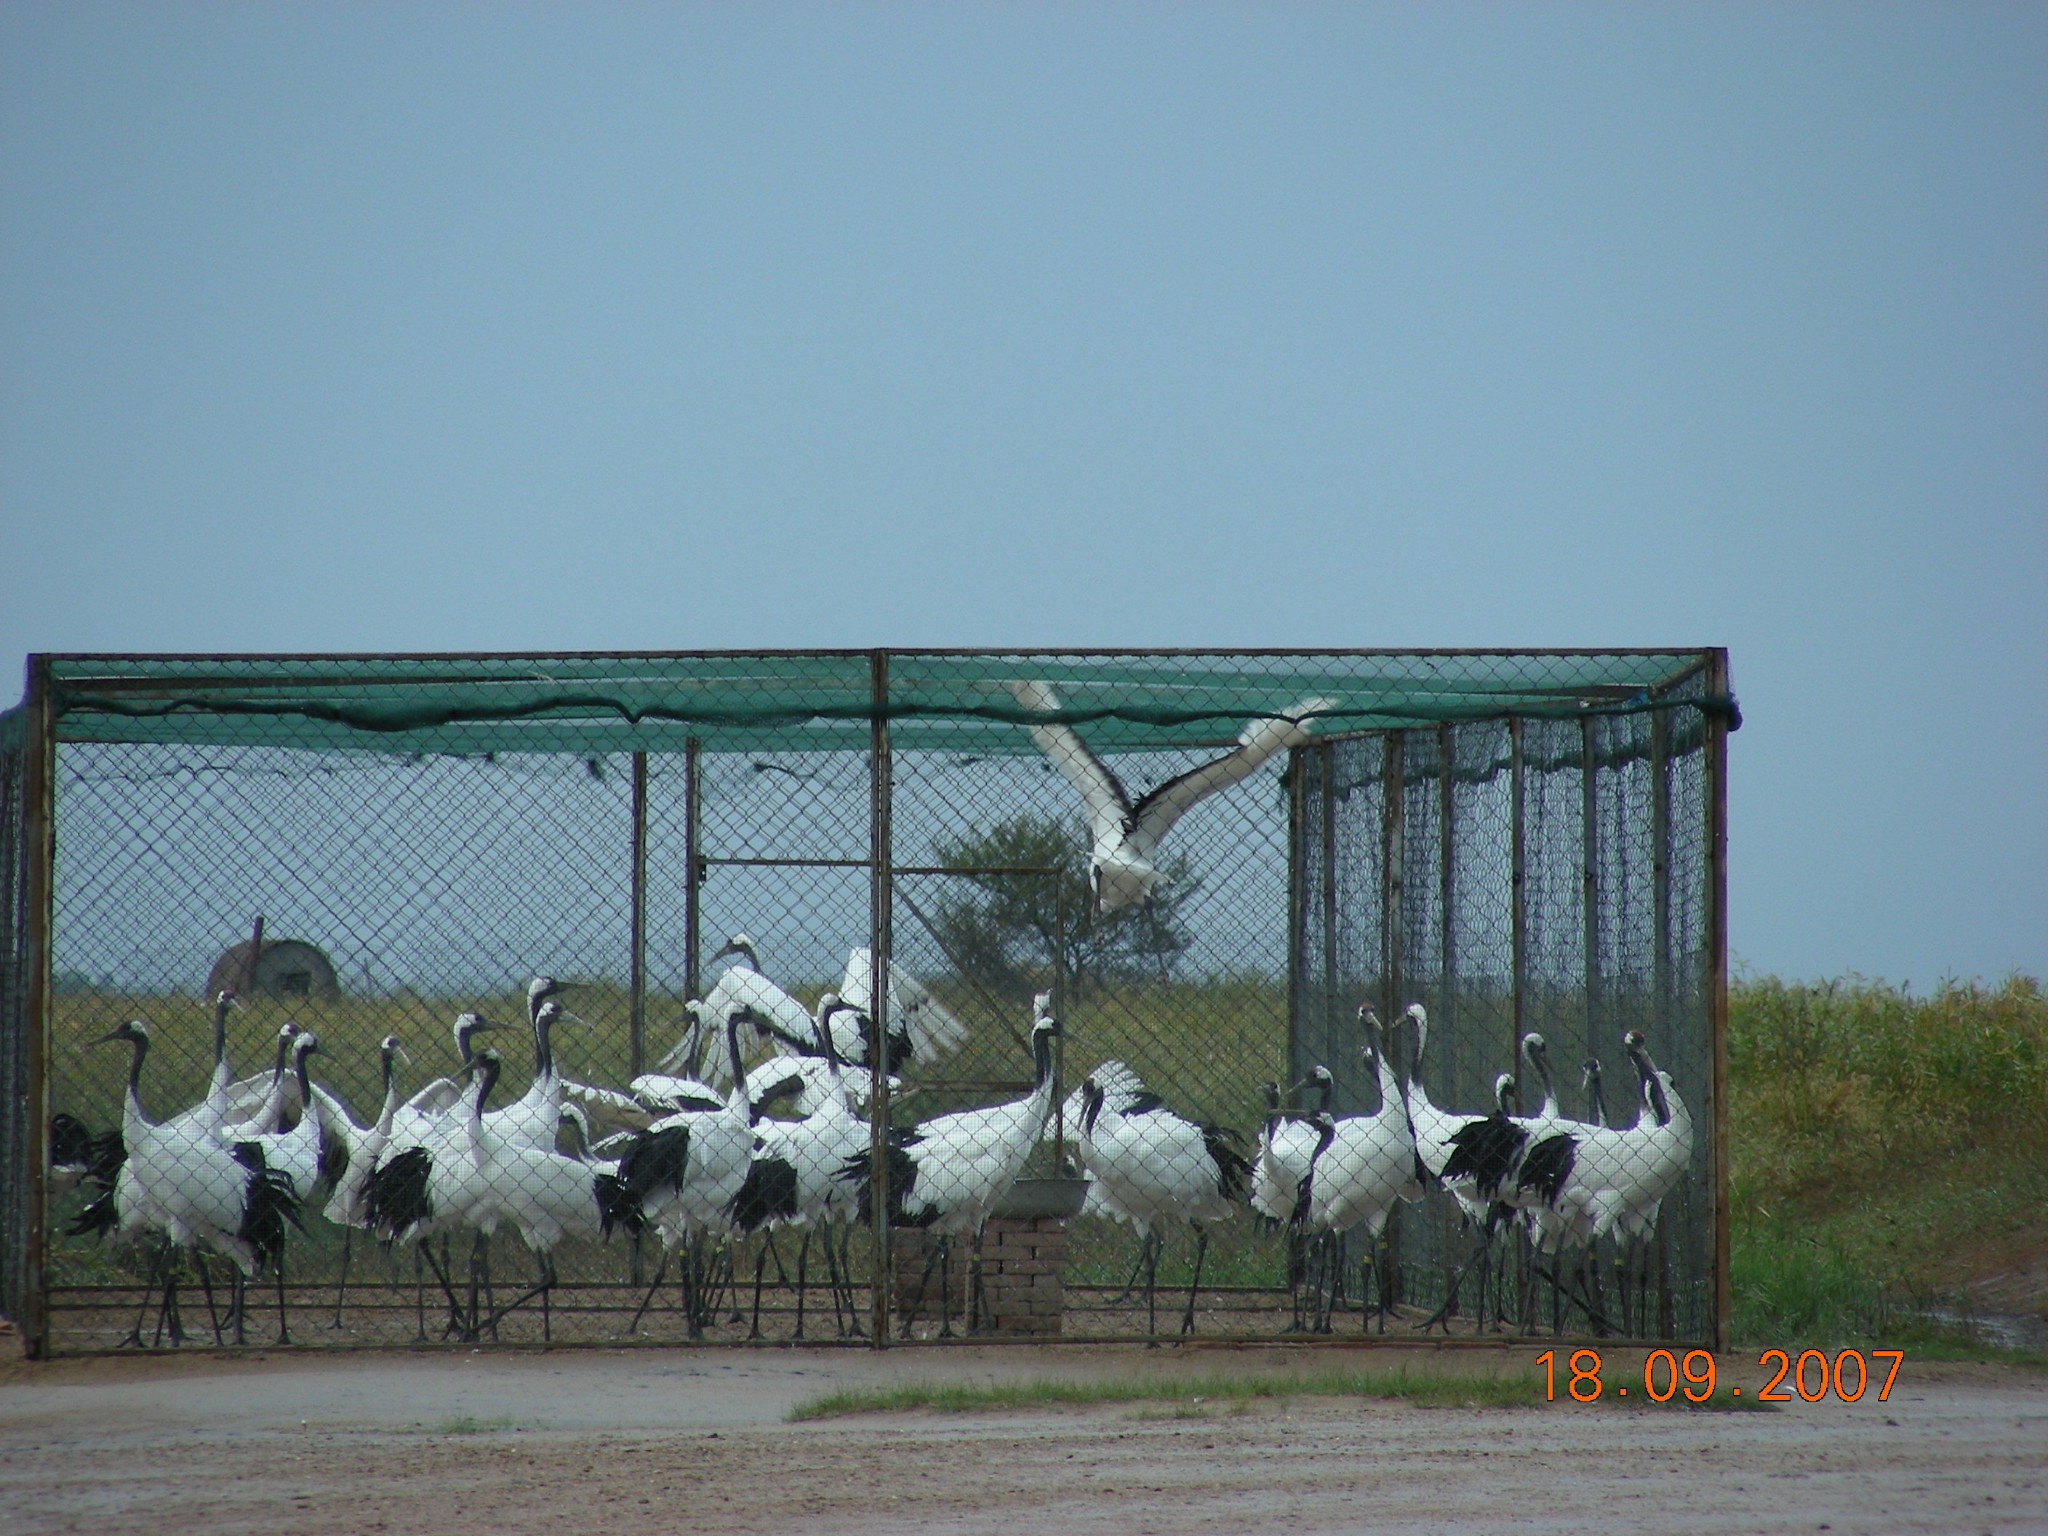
[725, 998, 873, 1339]
[1071, 1060, 1252, 1337]
[599, 997, 758, 1337]
[76, 1021, 302, 1348]
[1295, 1008, 1421, 1334]
[1012, 679, 1336, 912]
[840, 996, 1060, 1337]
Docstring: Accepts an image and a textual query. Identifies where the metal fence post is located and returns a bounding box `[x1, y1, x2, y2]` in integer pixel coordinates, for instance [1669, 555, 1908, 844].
[866, 651, 894, 1346]
[1437, 723, 1456, 1071]
[1509, 718, 1526, 1070]
[682, 738, 701, 1005]
[628, 750, 648, 1079]
[21, 658, 53, 1360]
[1581, 717, 1601, 1076]
[1320, 742, 1339, 1071]
[1706, 655, 1731, 1353]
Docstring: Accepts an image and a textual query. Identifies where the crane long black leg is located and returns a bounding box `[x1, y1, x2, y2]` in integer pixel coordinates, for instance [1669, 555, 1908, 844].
[748, 1240, 770, 1341]
[793, 1229, 811, 1342]
[195, 1251, 223, 1347]
[683, 1238, 703, 1340]
[414, 1246, 427, 1342]
[479, 1232, 497, 1342]
[937, 1237, 957, 1340]
[628, 1249, 670, 1335]
[331, 1227, 354, 1330]
[1110, 1242, 1147, 1307]
[1321, 1234, 1346, 1334]
[969, 1225, 992, 1335]
[418, 1240, 465, 1338]
[900, 1236, 944, 1339]
[153, 1250, 182, 1348]
[1143, 1230, 1161, 1340]
[818, 1225, 843, 1336]
[837, 1223, 865, 1339]
[118, 1239, 165, 1348]
[1180, 1224, 1210, 1336]
[274, 1248, 292, 1346]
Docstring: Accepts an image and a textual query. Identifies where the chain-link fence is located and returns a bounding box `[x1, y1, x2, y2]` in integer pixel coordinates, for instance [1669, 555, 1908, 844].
[0, 651, 1732, 1354]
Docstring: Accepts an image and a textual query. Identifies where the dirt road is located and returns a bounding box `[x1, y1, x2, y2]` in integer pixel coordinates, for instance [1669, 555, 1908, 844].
[2, 1346, 2042, 1535]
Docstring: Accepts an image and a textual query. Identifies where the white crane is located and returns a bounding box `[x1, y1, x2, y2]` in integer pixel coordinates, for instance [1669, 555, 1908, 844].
[460, 1047, 615, 1342]
[79, 1020, 303, 1349]
[838, 996, 1060, 1338]
[659, 936, 818, 1088]
[362, 1034, 512, 1342]
[1250, 1065, 1331, 1332]
[314, 1035, 407, 1329]
[725, 998, 873, 1340]
[1516, 1031, 1693, 1336]
[1404, 1004, 1537, 1335]
[600, 997, 759, 1337]
[213, 1023, 307, 1142]
[225, 1031, 333, 1344]
[675, 936, 962, 1083]
[1251, 1065, 1333, 1226]
[49, 1111, 123, 1200]
[834, 949, 967, 1073]
[1070, 1060, 1252, 1337]
[1012, 679, 1336, 912]
[484, 980, 584, 1150]
[1296, 1008, 1421, 1334]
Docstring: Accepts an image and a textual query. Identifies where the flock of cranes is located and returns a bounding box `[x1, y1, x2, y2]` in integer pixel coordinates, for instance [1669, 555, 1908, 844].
[1067, 1003, 1694, 1341]
[49, 690, 1696, 1346]
[56, 959, 1694, 1348]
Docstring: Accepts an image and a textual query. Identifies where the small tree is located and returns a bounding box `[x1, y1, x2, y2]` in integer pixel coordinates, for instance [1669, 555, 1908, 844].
[929, 813, 1198, 1003]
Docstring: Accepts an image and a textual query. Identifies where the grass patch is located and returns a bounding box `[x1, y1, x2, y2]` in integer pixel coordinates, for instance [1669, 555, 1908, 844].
[790, 1365, 1542, 1420]
[424, 1414, 530, 1435]
[1729, 973, 2048, 1357]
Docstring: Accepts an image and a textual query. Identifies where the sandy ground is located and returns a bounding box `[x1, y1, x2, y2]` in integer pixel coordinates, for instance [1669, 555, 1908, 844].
[1, 1345, 2043, 1536]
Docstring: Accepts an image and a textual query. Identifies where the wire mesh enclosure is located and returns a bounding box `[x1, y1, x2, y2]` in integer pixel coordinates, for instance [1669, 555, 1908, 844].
[0, 650, 1732, 1356]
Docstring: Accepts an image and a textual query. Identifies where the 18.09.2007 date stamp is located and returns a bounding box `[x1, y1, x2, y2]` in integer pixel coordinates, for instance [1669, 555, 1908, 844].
[1538, 1348, 1904, 1404]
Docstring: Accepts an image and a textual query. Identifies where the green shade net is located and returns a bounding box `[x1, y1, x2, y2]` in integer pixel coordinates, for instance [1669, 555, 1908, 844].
[8, 650, 1733, 756]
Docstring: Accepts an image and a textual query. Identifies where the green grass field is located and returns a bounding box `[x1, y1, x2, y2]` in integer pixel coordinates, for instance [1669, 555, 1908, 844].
[1728, 972, 2047, 1354]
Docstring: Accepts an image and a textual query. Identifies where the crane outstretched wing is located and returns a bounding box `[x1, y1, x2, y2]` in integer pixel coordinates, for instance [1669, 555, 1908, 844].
[1012, 679, 1132, 849]
[840, 949, 968, 1061]
[1126, 697, 1336, 852]
[686, 965, 818, 1087]
[562, 1078, 658, 1136]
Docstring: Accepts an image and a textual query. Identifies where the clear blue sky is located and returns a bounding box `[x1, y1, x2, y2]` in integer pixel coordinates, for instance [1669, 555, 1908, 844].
[2, 4, 2041, 987]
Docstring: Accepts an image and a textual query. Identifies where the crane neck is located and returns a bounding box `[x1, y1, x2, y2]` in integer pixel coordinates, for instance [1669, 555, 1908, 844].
[122, 1032, 151, 1129]
[1030, 1025, 1056, 1090]
[725, 1007, 751, 1119]
[210, 996, 231, 1085]
[469, 1057, 500, 1126]
[376, 1050, 402, 1135]
[533, 1007, 554, 1080]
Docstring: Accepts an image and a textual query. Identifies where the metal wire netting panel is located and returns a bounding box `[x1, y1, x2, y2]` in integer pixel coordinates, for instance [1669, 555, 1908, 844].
[6, 649, 1728, 1353]
[0, 731, 30, 1329]
[1293, 699, 1718, 1344]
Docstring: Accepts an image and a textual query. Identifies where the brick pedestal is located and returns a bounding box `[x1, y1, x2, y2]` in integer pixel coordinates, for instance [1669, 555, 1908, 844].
[892, 1217, 1067, 1335]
